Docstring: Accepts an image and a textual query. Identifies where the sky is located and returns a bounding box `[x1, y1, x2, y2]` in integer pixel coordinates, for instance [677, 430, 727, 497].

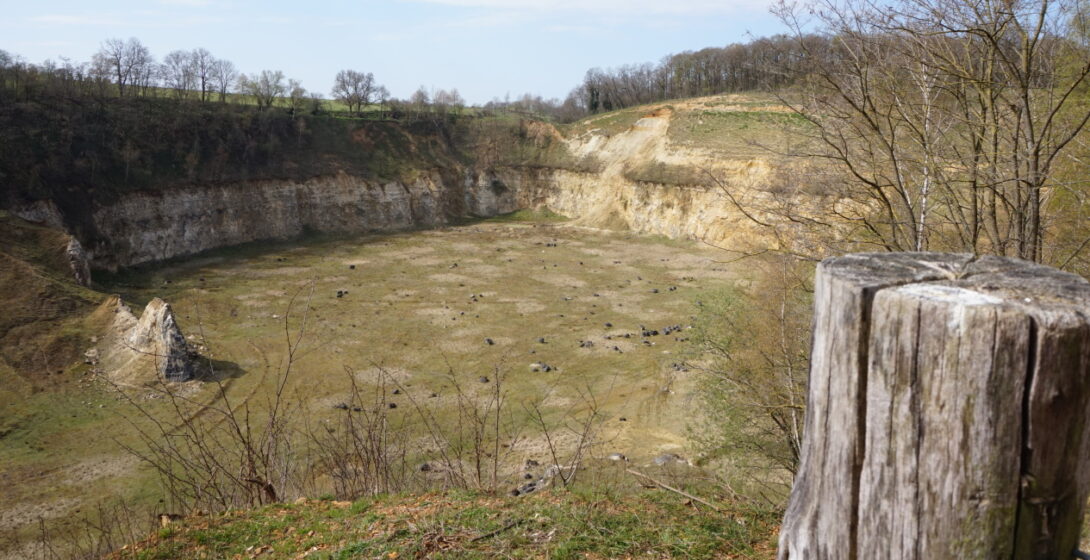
[0, 0, 786, 104]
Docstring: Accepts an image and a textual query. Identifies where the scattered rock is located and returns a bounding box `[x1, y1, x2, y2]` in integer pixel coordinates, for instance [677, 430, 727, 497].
[607, 453, 627, 461]
[479, 376, 490, 384]
[485, 338, 495, 346]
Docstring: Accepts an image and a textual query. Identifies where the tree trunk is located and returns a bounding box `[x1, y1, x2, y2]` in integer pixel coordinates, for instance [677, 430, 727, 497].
[779, 253, 1090, 559]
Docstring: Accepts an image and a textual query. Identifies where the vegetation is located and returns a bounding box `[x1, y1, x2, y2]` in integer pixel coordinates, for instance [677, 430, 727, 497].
[772, 0, 1090, 262]
[105, 491, 779, 560]
[0, 212, 100, 385]
[690, 257, 812, 501]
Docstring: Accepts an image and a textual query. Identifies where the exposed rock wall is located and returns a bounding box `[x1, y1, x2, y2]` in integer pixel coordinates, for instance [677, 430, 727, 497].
[86, 171, 521, 270]
[485, 164, 784, 253]
[71, 110, 798, 270]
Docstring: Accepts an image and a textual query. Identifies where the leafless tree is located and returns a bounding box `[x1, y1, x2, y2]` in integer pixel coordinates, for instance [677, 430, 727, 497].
[774, 0, 1090, 261]
[287, 78, 307, 116]
[331, 69, 376, 114]
[238, 69, 286, 110]
[191, 48, 215, 102]
[159, 50, 196, 100]
[210, 58, 237, 103]
[92, 38, 153, 97]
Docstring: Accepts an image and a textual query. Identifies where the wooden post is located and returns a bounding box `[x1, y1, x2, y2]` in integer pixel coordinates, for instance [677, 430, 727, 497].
[778, 253, 1090, 559]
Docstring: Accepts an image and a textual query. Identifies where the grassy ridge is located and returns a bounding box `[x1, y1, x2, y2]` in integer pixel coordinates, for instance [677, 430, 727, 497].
[116, 491, 778, 559]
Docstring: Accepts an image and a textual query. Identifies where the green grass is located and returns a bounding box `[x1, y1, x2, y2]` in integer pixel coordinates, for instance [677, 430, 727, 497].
[115, 491, 779, 559]
[563, 108, 647, 138]
[483, 209, 569, 223]
[668, 109, 811, 157]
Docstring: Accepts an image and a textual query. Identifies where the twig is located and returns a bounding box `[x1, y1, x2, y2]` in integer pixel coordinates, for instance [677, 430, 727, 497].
[625, 468, 721, 512]
[471, 519, 524, 542]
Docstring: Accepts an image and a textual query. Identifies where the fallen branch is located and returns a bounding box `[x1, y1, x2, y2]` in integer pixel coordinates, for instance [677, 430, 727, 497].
[625, 468, 721, 512]
[471, 519, 524, 542]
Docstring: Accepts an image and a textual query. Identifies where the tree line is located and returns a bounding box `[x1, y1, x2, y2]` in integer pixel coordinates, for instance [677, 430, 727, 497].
[0, 38, 472, 121]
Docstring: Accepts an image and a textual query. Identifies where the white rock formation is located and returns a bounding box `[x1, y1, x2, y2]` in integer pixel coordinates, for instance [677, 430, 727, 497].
[97, 296, 194, 383]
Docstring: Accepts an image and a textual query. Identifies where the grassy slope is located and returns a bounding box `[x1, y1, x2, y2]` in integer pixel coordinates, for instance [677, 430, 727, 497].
[0, 212, 104, 385]
[114, 490, 778, 560]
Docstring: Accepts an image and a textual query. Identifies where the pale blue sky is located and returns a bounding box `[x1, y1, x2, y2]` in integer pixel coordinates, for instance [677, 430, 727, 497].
[1, 0, 784, 104]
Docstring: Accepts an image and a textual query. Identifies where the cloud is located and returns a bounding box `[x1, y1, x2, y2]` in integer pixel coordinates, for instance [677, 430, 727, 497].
[406, 0, 771, 15]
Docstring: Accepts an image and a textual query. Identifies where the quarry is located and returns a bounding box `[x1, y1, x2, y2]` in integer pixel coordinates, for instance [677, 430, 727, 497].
[0, 95, 802, 558]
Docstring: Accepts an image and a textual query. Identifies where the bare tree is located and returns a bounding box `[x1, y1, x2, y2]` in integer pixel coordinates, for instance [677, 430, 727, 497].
[160, 50, 196, 100]
[210, 58, 237, 103]
[287, 78, 307, 116]
[774, 0, 1090, 262]
[238, 69, 286, 110]
[191, 48, 215, 102]
[92, 38, 153, 97]
[331, 69, 375, 114]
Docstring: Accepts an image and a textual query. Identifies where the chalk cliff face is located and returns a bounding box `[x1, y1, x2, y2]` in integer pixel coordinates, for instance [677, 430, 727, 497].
[87, 171, 522, 270]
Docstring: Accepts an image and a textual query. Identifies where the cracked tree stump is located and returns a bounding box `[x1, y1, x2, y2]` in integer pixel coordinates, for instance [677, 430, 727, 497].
[778, 253, 1090, 560]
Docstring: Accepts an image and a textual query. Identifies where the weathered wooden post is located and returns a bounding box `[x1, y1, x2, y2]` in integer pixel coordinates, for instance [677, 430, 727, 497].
[778, 253, 1090, 559]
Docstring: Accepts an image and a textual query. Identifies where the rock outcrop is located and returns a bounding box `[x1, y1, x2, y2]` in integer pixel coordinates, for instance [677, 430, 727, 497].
[127, 298, 193, 382]
[96, 296, 194, 383]
[65, 237, 91, 287]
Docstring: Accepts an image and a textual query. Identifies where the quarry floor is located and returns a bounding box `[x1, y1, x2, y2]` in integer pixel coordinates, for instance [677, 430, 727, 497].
[0, 217, 742, 558]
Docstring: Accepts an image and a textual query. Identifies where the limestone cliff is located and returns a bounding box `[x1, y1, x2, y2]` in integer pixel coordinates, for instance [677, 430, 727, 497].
[86, 171, 521, 270]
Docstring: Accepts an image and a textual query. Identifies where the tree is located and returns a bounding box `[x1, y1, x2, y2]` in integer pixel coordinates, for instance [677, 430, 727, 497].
[160, 50, 196, 100]
[691, 256, 810, 489]
[93, 38, 153, 97]
[331, 69, 375, 114]
[191, 48, 215, 102]
[433, 88, 465, 115]
[409, 86, 429, 109]
[287, 79, 307, 116]
[210, 58, 237, 103]
[774, 0, 1090, 262]
[239, 70, 285, 110]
